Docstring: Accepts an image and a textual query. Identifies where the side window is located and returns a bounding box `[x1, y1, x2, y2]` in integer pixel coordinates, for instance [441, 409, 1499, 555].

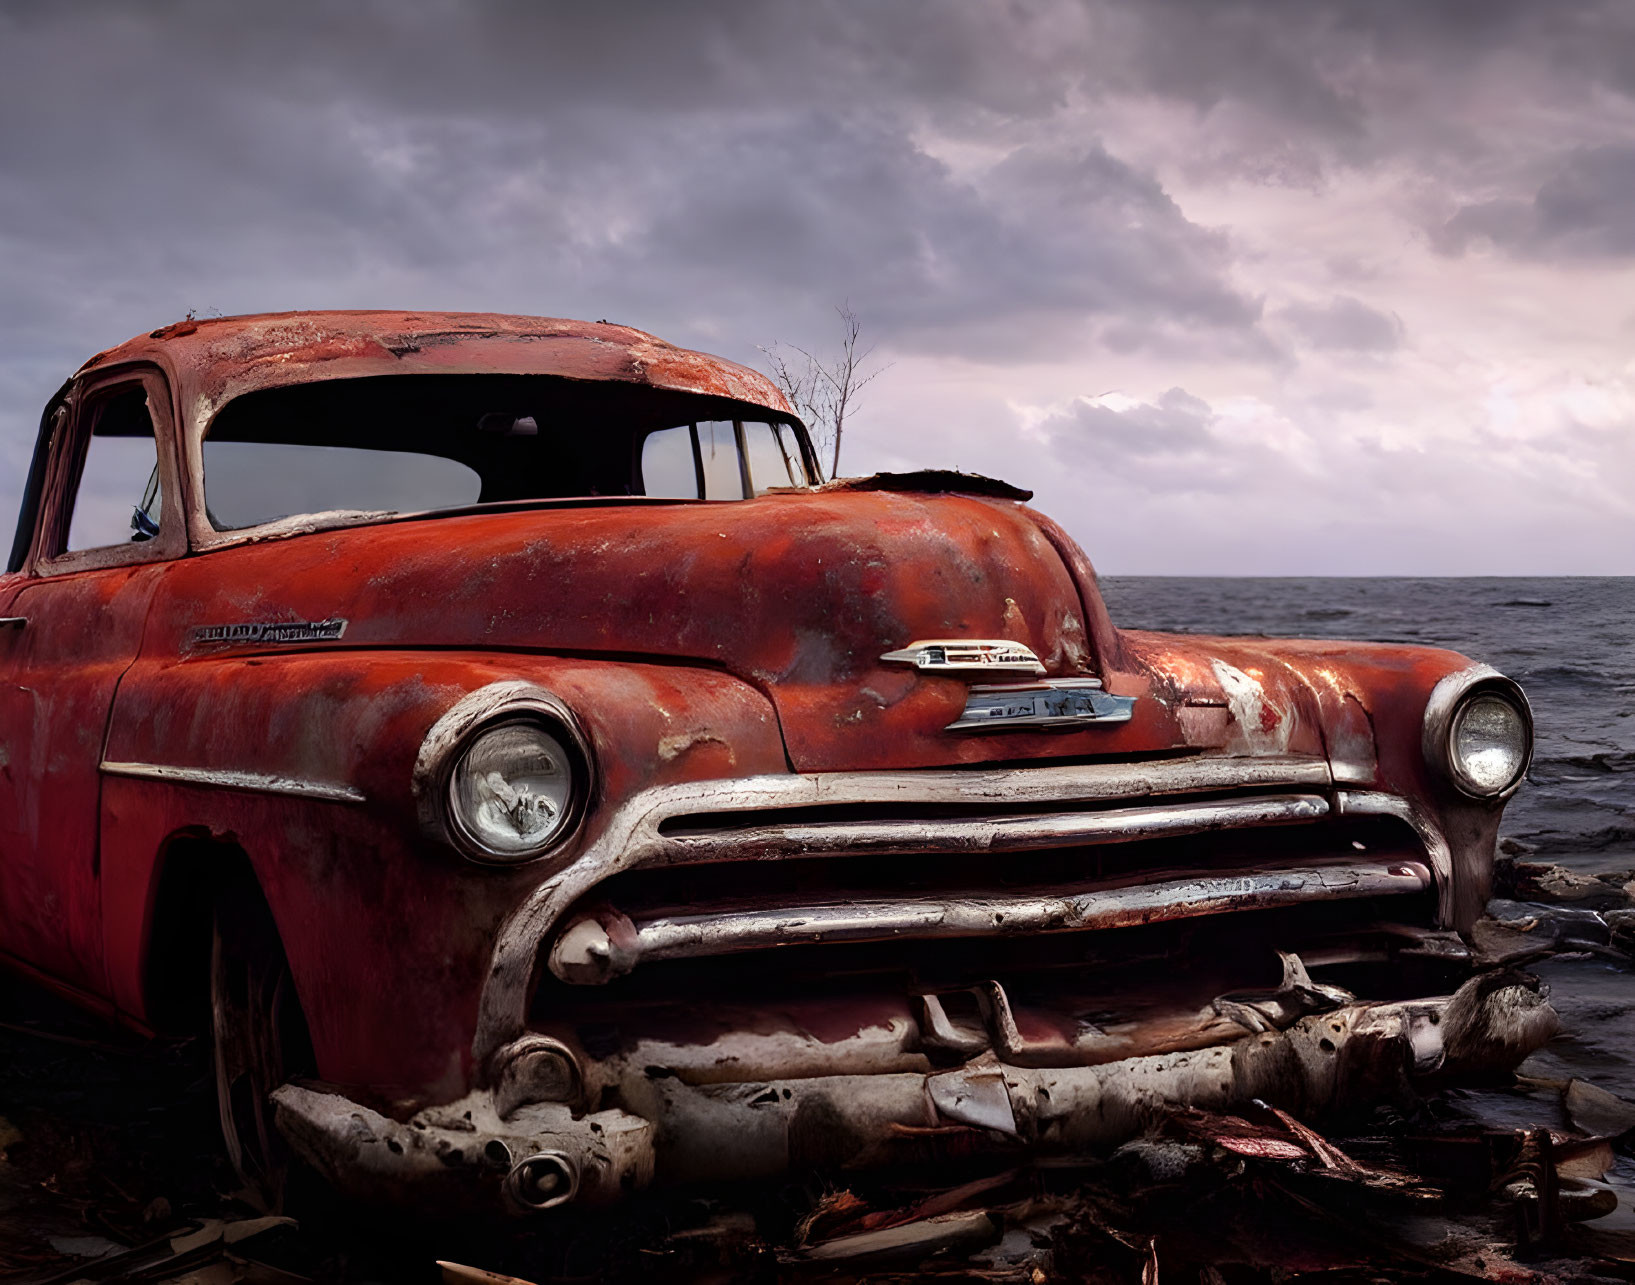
[640, 422, 805, 499]
[65, 386, 164, 552]
[696, 421, 745, 500]
[743, 423, 802, 495]
[641, 426, 700, 499]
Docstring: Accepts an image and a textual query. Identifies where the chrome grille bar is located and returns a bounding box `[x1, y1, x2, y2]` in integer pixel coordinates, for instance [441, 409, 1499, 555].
[660, 793, 1329, 864]
[548, 858, 1434, 983]
[477, 754, 1342, 1063]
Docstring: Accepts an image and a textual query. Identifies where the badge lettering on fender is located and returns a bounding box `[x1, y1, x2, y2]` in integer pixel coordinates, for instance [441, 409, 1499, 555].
[187, 618, 348, 649]
[880, 639, 1046, 675]
[946, 678, 1136, 732]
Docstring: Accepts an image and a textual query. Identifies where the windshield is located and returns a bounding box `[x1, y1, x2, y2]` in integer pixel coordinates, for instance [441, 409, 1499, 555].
[201, 374, 811, 531]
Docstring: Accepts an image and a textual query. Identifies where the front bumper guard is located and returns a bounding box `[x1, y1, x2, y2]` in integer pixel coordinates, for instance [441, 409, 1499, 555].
[271, 972, 1557, 1214]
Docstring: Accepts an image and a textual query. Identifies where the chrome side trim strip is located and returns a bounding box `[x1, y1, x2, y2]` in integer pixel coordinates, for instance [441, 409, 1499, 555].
[99, 760, 365, 804]
[475, 753, 1334, 1066]
[548, 859, 1435, 983]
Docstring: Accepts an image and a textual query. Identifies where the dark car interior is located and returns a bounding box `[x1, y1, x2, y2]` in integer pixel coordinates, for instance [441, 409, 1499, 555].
[200, 374, 813, 531]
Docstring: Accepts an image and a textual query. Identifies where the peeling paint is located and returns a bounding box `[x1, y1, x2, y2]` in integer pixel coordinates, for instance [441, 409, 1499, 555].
[1211, 658, 1293, 754]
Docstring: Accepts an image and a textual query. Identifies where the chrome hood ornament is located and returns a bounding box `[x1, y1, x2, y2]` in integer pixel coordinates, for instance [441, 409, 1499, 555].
[947, 678, 1136, 732]
[880, 639, 1046, 675]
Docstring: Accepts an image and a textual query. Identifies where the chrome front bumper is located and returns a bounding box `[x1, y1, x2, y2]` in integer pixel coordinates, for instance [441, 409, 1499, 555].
[272, 972, 1558, 1214]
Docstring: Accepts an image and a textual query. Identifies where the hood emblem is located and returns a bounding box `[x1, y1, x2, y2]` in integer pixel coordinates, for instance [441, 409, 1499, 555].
[947, 678, 1136, 732]
[880, 639, 1046, 675]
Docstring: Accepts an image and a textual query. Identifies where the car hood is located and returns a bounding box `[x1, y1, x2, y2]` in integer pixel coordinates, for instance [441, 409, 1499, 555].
[147, 491, 1331, 771]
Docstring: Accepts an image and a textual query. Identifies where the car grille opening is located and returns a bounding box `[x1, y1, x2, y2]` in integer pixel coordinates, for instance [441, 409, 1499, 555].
[525, 779, 1450, 1088]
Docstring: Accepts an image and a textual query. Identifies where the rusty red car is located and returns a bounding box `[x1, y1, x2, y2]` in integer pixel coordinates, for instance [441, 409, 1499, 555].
[0, 311, 1547, 1215]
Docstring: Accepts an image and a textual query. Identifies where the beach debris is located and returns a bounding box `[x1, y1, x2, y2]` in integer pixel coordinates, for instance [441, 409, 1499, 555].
[28, 1215, 297, 1285]
[438, 1260, 542, 1285]
[1440, 969, 1562, 1071]
[789, 1208, 1003, 1266]
[1211, 949, 1353, 1033]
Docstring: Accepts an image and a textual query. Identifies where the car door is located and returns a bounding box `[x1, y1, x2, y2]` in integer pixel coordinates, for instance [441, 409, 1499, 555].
[0, 366, 186, 999]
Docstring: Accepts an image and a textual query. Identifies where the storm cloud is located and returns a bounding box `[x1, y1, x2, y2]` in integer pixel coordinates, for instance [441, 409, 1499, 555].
[1, 0, 1631, 572]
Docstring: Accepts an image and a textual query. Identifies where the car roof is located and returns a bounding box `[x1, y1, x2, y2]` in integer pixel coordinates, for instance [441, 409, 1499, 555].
[78, 310, 795, 425]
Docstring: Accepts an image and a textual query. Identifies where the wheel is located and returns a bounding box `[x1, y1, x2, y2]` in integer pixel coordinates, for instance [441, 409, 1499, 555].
[210, 885, 314, 1213]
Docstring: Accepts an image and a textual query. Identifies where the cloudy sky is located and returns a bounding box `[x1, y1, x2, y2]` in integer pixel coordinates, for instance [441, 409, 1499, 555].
[2, 0, 1631, 574]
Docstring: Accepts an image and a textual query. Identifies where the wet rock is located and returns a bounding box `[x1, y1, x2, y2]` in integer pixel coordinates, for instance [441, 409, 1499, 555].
[1565, 1079, 1635, 1140]
[1608, 909, 1635, 956]
[1494, 857, 1635, 908]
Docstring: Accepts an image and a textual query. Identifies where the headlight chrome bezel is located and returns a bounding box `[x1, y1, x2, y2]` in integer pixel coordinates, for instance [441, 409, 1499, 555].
[1422, 666, 1533, 801]
[414, 683, 593, 866]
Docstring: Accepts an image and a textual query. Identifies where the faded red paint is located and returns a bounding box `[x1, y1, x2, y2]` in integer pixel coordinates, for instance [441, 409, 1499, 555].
[103, 654, 785, 1105]
[0, 311, 1521, 1151]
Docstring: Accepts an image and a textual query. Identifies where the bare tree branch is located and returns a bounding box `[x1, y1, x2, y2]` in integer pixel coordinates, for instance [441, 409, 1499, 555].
[759, 303, 889, 481]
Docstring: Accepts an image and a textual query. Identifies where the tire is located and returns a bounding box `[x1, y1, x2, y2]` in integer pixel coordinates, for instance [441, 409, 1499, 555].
[210, 884, 315, 1213]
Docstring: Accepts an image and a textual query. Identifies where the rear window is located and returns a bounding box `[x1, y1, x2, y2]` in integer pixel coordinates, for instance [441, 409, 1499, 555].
[201, 374, 810, 531]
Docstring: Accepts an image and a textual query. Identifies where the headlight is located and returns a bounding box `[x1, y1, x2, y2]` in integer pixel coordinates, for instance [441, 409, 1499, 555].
[449, 719, 577, 859]
[1423, 668, 1532, 799]
[1449, 693, 1530, 795]
[414, 683, 592, 865]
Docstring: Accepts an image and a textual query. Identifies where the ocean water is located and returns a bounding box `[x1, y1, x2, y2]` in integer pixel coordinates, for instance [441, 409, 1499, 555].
[1099, 576, 1634, 875]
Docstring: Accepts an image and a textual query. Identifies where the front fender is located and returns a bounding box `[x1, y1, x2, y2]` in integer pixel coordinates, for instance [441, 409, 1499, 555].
[1119, 631, 1514, 932]
[1249, 640, 1517, 932]
[100, 650, 786, 1111]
